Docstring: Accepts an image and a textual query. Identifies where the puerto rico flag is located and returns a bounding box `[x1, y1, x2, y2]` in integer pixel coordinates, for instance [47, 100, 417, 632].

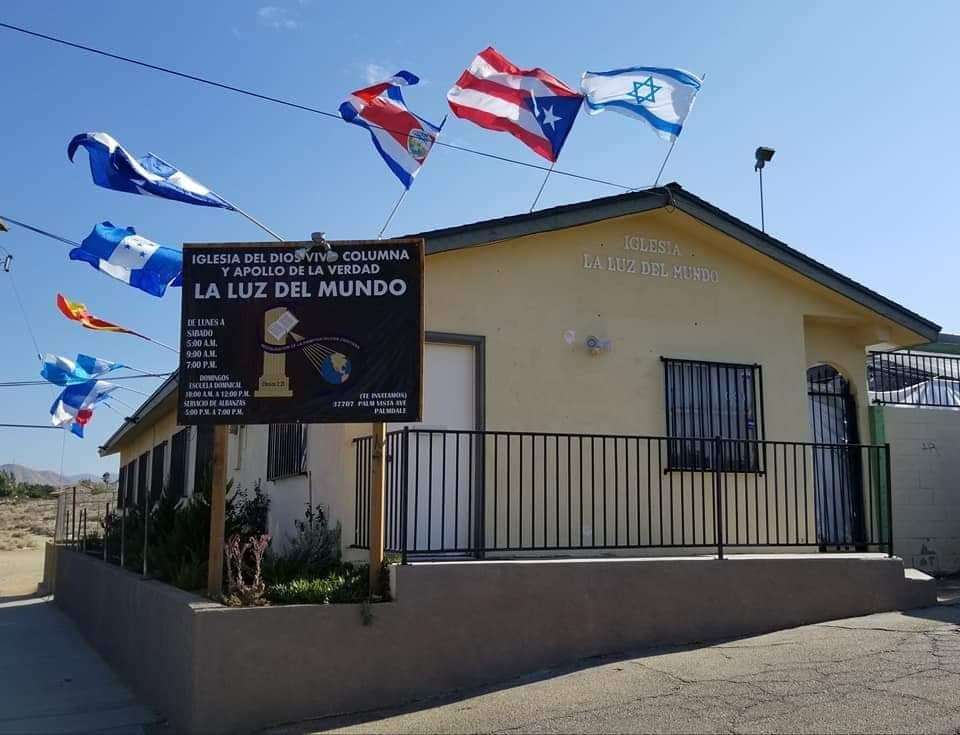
[339, 71, 445, 189]
[447, 47, 583, 162]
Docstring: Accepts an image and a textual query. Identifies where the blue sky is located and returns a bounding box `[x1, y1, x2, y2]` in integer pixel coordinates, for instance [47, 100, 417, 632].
[1, 1, 957, 476]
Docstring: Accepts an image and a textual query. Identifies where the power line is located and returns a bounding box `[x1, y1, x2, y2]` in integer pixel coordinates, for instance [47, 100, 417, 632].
[0, 247, 43, 362]
[0, 20, 636, 192]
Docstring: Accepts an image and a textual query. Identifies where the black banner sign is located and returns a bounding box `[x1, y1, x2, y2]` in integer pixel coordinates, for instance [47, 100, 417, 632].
[177, 239, 423, 425]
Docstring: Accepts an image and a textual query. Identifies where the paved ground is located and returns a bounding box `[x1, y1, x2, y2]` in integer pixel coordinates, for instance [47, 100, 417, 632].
[0, 596, 158, 734]
[276, 603, 960, 735]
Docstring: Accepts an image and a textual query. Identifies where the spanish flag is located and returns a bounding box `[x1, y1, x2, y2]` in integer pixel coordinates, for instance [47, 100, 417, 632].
[56, 293, 141, 336]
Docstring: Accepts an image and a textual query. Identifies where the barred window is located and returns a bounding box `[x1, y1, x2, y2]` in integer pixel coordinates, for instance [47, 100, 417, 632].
[137, 451, 150, 506]
[193, 425, 214, 495]
[151, 441, 167, 502]
[662, 357, 764, 471]
[169, 429, 189, 499]
[267, 423, 306, 480]
[117, 463, 128, 508]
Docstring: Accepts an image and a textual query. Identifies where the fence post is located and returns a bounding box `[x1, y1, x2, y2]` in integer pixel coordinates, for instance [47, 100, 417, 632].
[714, 436, 724, 560]
[400, 427, 409, 566]
[103, 502, 109, 562]
[885, 443, 894, 558]
[120, 501, 126, 569]
[71, 486, 77, 548]
[81, 509, 87, 553]
[142, 471, 149, 577]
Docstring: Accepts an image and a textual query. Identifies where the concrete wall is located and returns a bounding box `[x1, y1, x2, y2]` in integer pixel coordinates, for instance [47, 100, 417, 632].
[882, 405, 960, 574]
[55, 546, 926, 734]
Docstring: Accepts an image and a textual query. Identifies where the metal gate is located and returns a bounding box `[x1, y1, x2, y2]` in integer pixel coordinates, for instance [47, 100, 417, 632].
[807, 365, 865, 547]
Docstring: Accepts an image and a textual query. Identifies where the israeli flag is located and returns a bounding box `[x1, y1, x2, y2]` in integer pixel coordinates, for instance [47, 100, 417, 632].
[41, 353, 124, 387]
[50, 380, 116, 435]
[580, 67, 702, 141]
[70, 222, 182, 297]
[67, 132, 234, 209]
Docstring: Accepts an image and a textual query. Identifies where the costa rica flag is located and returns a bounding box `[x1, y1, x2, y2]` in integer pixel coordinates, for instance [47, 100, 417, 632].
[339, 71, 445, 189]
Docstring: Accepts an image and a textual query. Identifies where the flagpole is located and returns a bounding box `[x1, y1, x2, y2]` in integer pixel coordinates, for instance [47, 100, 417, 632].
[377, 189, 408, 240]
[653, 138, 678, 187]
[134, 333, 180, 355]
[208, 194, 285, 242]
[653, 72, 705, 188]
[529, 163, 556, 213]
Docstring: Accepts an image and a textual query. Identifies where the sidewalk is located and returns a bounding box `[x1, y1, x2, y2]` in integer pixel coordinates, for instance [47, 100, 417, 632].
[0, 596, 158, 734]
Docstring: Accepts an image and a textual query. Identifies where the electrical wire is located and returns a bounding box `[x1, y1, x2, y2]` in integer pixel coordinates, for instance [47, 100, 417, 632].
[0, 247, 43, 361]
[0, 20, 636, 192]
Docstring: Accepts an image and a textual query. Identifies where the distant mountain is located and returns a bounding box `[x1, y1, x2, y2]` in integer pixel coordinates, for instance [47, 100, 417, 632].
[0, 464, 107, 487]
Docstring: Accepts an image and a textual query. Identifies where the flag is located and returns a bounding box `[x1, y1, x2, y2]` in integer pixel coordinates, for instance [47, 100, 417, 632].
[339, 71, 445, 189]
[56, 293, 142, 336]
[41, 353, 125, 387]
[447, 47, 583, 162]
[70, 222, 182, 297]
[50, 380, 115, 437]
[67, 132, 234, 209]
[580, 67, 702, 141]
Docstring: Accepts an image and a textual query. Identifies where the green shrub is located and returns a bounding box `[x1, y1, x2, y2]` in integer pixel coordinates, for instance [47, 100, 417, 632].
[262, 504, 341, 585]
[266, 563, 367, 605]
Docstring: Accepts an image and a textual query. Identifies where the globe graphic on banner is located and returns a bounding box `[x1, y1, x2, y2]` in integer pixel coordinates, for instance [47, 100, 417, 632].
[320, 352, 352, 385]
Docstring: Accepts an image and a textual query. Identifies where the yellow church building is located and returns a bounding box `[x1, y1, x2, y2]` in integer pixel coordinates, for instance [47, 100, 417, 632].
[100, 183, 940, 559]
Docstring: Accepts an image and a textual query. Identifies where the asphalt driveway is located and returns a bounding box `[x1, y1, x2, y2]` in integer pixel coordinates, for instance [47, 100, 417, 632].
[273, 603, 960, 735]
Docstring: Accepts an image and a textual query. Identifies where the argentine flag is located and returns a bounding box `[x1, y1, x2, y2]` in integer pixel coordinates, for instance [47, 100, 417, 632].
[67, 132, 234, 209]
[580, 67, 702, 141]
[70, 222, 182, 297]
[41, 353, 124, 387]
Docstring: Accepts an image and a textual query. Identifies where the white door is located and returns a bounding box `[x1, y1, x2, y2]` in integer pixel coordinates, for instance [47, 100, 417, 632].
[391, 341, 477, 553]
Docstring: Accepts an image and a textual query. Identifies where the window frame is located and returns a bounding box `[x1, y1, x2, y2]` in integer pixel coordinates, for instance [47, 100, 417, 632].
[169, 428, 189, 499]
[661, 356, 766, 473]
[267, 423, 306, 481]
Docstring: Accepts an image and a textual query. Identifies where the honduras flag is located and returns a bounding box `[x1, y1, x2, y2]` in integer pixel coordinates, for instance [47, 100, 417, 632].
[41, 353, 124, 387]
[50, 380, 116, 437]
[68, 132, 234, 209]
[580, 67, 702, 141]
[70, 222, 182, 297]
[339, 71, 445, 189]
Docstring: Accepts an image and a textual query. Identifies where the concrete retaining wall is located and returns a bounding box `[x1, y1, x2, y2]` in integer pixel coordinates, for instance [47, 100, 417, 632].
[55, 548, 918, 734]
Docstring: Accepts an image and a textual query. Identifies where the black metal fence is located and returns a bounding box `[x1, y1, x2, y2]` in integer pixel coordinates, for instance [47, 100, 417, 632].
[869, 350, 960, 408]
[354, 429, 893, 560]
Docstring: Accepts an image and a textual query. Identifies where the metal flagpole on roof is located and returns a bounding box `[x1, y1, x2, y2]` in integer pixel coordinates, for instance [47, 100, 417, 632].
[653, 72, 706, 188]
[377, 189, 408, 240]
[529, 163, 556, 212]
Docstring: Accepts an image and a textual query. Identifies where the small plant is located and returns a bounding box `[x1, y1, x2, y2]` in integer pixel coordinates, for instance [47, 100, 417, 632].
[224, 533, 271, 606]
[265, 563, 368, 605]
[262, 504, 341, 584]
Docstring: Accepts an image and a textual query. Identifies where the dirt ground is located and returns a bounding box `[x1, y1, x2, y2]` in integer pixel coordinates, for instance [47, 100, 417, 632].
[0, 497, 57, 552]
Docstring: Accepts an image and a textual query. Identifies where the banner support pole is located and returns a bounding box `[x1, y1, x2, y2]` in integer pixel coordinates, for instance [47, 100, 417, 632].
[369, 421, 387, 597]
[206, 424, 229, 599]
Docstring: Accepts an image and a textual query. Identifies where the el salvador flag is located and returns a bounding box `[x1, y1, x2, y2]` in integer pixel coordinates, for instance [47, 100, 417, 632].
[580, 67, 702, 141]
[70, 222, 182, 297]
[67, 132, 234, 209]
[41, 353, 124, 387]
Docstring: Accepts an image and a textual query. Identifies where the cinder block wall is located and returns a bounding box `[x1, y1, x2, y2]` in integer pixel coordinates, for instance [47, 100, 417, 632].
[882, 406, 960, 574]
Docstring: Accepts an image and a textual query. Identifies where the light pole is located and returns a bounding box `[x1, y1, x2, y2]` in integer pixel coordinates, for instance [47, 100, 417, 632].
[754, 146, 775, 233]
